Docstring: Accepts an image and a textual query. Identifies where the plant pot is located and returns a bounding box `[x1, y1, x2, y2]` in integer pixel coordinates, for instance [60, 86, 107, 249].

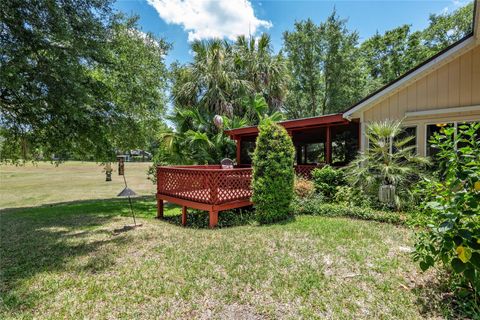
[379, 184, 395, 203]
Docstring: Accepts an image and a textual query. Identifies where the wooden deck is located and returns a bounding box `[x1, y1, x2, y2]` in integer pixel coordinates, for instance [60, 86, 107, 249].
[156, 165, 253, 228]
[156, 164, 322, 228]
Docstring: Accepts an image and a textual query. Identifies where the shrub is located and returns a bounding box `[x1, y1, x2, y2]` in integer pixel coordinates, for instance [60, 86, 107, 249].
[294, 176, 315, 199]
[252, 119, 295, 224]
[311, 165, 345, 200]
[345, 120, 429, 210]
[333, 185, 372, 208]
[291, 196, 404, 224]
[413, 123, 480, 300]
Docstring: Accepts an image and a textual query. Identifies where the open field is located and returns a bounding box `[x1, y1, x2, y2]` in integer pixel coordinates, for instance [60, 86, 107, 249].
[0, 161, 155, 209]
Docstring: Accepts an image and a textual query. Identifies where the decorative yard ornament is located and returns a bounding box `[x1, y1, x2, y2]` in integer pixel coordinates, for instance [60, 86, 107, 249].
[103, 162, 113, 181]
[379, 184, 396, 204]
[213, 115, 223, 129]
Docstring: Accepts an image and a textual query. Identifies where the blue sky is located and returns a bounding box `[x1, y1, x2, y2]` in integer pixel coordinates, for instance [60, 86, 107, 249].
[114, 0, 472, 66]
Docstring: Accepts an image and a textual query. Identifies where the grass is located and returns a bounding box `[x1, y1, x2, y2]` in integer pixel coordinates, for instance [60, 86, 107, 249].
[0, 162, 450, 318]
[1, 198, 450, 319]
[0, 161, 155, 209]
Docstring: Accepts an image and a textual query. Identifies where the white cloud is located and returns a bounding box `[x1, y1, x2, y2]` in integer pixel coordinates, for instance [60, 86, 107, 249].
[146, 0, 272, 41]
[441, 0, 470, 14]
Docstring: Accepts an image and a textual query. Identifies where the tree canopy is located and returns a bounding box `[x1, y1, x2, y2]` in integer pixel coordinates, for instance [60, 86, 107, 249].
[0, 0, 169, 162]
[0, 0, 474, 164]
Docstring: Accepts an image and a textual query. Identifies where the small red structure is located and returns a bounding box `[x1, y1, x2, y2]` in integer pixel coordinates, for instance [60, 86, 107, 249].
[156, 165, 253, 228]
[156, 113, 360, 228]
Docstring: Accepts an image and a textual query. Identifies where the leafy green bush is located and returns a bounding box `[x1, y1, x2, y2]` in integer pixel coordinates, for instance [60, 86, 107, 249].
[252, 119, 295, 224]
[413, 123, 480, 300]
[311, 165, 345, 200]
[333, 185, 373, 208]
[291, 196, 404, 224]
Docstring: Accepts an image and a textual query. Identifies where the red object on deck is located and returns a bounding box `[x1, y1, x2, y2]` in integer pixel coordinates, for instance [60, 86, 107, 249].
[156, 165, 253, 228]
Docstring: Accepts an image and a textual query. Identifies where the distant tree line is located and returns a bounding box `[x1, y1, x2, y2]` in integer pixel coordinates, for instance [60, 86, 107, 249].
[0, 0, 474, 163]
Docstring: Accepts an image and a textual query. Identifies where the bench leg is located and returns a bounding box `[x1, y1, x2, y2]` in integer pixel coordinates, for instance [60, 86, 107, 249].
[156, 198, 163, 219]
[209, 210, 218, 229]
[182, 206, 187, 226]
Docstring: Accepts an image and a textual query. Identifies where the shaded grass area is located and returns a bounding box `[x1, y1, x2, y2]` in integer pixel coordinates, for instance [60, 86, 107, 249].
[0, 197, 449, 319]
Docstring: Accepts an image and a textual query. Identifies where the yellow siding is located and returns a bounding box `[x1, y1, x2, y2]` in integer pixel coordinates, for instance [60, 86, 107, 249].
[473, 46, 480, 103]
[459, 51, 472, 106]
[362, 45, 480, 155]
[364, 46, 480, 122]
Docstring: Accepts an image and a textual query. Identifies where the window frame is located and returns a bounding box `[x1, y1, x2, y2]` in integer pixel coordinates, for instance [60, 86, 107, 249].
[399, 124, 418, 155]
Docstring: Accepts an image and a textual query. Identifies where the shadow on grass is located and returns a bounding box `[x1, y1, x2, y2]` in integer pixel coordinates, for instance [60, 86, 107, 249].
[412, 272, 479, 319]
[161, 206, 259, 229]
[0, 195, 157, 214]
[0, 196, 162, 312]
[0, 196, 295, 313]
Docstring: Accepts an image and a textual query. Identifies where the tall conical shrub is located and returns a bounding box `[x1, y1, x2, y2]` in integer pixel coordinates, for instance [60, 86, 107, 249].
[252, 119, 295, 224]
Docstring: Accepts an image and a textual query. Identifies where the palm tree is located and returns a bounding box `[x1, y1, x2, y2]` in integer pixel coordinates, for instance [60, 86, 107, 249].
[172, 36, 288, 119]
[159, 95, 284, 165]
[234, 34, 289, 112]
[345, 119, 430, 210]
[173, 39, 251, 116]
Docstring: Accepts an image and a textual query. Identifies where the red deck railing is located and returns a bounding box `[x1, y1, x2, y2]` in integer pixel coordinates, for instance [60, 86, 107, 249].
[295, 164, 324, 179]
[156, 164, 324, 228]
[157, 165, 253, 205]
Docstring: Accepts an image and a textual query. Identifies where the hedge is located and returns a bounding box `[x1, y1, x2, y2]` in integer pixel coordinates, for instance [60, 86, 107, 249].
[292, 198, 405, 224]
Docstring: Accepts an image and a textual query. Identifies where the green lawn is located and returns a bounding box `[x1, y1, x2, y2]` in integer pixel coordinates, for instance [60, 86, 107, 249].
[1, 198, 449, 319]
[0, 162, 447, 319]
[0, 161, 155, 209]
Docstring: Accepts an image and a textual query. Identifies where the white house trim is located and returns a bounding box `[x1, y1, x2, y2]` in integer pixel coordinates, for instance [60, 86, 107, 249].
[405, 105, 480, 118]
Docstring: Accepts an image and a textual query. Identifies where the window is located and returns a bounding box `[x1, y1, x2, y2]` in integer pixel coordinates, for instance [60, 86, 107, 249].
[332, 130, 358, 164]
[296, 143, 325, 164]
[306, 143, 325, 164]
[394, 126, 417, 154]
[426, 123, 454, 157]
[240, 140, 255, 164]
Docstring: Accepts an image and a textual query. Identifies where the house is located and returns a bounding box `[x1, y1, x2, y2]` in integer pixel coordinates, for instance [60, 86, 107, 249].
[156, 1, 479, 228]
[227, 0, 480, 161]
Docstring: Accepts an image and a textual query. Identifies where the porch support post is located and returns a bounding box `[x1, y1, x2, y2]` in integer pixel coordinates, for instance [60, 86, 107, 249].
[182, 206, 187, 226]
[326, 126, 332, 164]
[304, 145, 308, 164]
[156, 198, 164, 219]
[296, 145, 302, 164]
[209, 210, 218, 228]
[236, 137, 241, 165]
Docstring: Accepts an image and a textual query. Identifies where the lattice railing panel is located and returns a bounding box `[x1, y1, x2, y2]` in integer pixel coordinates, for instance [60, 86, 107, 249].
[295, 164, 323, 179]
[157, 165, 252, 205]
